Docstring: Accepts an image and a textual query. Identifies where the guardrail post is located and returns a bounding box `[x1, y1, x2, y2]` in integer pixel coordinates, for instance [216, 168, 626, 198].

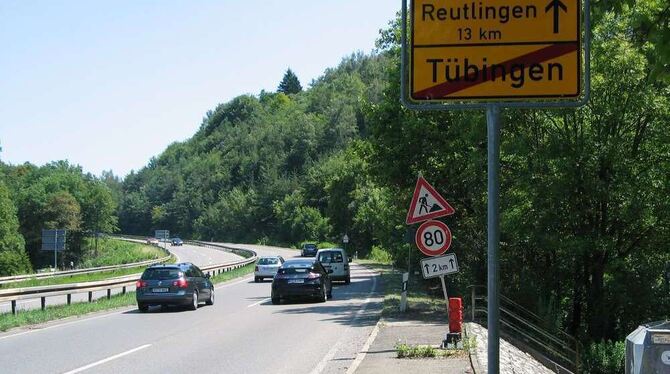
[11, 300, 17, 315]
[122, 286, 126, 295]
[88, 291, 93, 303]
[107, 289, 111, 300]
[41, 297, 46, 310]
[67, 294, 71, 305]
[472, 287, 476, 322]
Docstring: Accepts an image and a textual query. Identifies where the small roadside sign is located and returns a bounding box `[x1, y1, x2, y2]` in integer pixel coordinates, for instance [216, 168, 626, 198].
[420, 253, 459, 279]
[155, 230, 169, 240]
[415, 220, 452, 256]
[343, 234, 349, 244]
[41, 229, 66, 251]
[406, 176, 455, 224]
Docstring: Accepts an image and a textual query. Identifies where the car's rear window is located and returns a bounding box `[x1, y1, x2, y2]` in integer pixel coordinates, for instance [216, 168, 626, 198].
[277, 267, 311, 274]
[141, 268, 182, 280]
[258, 258, 279, 265]
[303, 244, 316, 249]
[318, 251, 343, 263]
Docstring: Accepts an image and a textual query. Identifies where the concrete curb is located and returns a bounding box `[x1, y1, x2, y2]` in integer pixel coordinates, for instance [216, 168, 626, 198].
[465, 323, 484, 374]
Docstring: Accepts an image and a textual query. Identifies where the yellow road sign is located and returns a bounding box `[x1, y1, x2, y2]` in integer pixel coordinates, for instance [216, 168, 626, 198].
[410, 0, 581, 101]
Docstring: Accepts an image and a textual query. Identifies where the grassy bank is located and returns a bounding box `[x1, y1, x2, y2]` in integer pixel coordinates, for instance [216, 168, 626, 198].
[1, 240, 172, 289]
[80, 238, 167, 267]
[357, 259, 446, 321]
[0, 263, 255, 332]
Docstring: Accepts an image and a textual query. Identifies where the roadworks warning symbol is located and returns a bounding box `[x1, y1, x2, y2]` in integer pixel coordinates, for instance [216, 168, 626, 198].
[406, 176, 455, 224]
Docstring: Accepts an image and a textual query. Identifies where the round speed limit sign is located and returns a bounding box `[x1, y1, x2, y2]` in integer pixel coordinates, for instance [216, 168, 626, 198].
[415, 220, 452, 256]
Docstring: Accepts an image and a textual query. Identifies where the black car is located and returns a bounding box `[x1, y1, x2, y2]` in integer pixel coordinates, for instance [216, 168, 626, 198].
[171, 238, 184, 246]
[301, 243, 318, 257]
[271, 258, 332, 304]
[136, 263, 214, 312]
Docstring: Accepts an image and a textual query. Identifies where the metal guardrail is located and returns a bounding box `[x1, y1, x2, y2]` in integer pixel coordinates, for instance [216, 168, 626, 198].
[0, 237, 171, 285]
[1, 241, 257, 315]
[468, 285, 581, 373]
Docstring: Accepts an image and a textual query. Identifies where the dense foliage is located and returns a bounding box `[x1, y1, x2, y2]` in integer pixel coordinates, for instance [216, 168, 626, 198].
[0, 1, 666, 366]
[0, 161, 118, 272]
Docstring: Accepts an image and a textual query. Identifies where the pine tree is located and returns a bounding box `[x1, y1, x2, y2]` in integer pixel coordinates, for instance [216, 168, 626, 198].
[277, 68, 303, 94]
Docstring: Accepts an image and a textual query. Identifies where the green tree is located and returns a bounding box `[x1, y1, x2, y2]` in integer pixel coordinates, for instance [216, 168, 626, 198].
[277, 68, 303, 94]
[0, 181, 31, 275]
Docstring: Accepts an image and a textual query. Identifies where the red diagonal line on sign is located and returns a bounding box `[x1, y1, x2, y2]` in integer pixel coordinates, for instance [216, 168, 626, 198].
[413, 42, 578, 99]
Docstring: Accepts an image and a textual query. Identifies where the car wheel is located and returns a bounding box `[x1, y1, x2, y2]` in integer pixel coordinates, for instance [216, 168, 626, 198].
[345, 276, 351, 285]
[327, 286, 333, 299]
[189, 290, 198, 311]
[138, 303, 149, 313]
[271, 296, 280, 305]
[254, 277, 259, 283]
[206, 289, 215, 305]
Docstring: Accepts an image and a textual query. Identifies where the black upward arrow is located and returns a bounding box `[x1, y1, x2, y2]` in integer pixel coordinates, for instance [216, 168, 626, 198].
[545, 0, 568, 34]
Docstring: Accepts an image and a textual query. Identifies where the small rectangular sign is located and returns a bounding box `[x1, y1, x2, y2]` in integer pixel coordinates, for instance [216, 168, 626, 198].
[652, 334, 670, 345]
[41, 229, 66, 251]
[420, 253, 459, 279]
[155, 230, 170, 239]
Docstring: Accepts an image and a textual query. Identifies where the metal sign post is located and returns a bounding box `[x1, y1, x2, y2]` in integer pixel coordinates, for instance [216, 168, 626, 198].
[487, 104, 501, 373]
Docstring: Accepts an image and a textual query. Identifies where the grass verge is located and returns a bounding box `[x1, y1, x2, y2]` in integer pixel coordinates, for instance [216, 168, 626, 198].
[1, 255, 176, 289]
[0, 262, 255, 333]
[395, 343, 464, 359]
[356, 259, 446, 321]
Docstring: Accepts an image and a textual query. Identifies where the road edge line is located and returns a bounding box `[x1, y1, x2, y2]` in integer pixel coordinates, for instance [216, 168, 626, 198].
[309, 265, 380, 374]
[346, 318, 383, 374]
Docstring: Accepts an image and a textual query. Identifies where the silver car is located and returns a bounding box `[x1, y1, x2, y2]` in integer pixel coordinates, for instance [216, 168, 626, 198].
[254, 256, 285, 282]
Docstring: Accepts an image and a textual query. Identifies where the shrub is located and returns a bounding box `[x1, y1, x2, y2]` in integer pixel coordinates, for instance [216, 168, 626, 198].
[369, 245, 393, 264]
[581, 340, 625, 374]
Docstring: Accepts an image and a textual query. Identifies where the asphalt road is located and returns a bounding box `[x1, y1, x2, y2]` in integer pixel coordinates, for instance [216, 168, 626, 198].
[0, 243, 382, 374]
[0, 242, 244, 314]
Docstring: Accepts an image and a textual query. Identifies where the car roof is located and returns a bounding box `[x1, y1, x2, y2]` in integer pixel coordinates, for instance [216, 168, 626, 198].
[259, 255, 281, 259]
[147, 262, 192, 269]
[316, 248, 345, 252]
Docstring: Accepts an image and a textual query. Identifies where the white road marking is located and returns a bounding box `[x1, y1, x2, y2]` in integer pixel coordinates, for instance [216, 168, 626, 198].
[62, 344, 151, 374]
[346, 319, 382, 374]
[309, 267, 379, 374]
[247, 298, 270, 308]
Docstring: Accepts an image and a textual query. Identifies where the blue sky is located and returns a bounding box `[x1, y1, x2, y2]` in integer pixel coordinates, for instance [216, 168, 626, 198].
[0, 1, 398, 177]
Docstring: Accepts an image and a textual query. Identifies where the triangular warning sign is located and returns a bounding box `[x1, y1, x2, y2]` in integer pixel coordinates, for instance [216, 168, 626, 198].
[406, 176, 455, 225]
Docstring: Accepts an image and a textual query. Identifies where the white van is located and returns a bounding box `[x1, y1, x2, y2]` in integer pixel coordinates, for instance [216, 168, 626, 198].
[316, 248, 351, 284]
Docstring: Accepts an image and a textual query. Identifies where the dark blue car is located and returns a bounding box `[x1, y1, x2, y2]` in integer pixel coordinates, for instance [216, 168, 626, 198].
[301, 243, 318, 257]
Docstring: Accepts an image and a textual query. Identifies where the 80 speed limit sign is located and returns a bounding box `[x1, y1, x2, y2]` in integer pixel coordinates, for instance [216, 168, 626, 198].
[415, 220, 452, 256]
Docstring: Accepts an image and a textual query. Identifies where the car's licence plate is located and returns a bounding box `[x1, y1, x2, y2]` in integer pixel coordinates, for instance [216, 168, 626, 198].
[152, 288, 169, 293]
[288, 279, 304, 284]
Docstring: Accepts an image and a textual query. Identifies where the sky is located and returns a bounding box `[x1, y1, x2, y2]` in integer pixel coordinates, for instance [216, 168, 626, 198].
[0, 1, 398, 177]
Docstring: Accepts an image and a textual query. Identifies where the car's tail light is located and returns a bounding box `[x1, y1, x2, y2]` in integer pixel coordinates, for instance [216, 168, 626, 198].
[255, 266, 259, 271]
[173, 278, 188, 288]
[307, 272, 321, 279]
[136, 280, 147, 288]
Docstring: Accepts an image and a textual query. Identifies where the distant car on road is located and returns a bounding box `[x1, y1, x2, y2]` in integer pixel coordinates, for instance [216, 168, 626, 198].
[316, 248, 351, 284]
[146, 237, 159, 246]
[301, 243, 318, 257]
[271, 258, 332, 304]
[254, 256, 284, 282]
[136, 262, 214, 312]
[171, 238, 183, 246]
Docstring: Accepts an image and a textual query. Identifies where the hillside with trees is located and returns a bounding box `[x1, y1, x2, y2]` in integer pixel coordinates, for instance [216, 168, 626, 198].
[0, 0, 667, 370]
